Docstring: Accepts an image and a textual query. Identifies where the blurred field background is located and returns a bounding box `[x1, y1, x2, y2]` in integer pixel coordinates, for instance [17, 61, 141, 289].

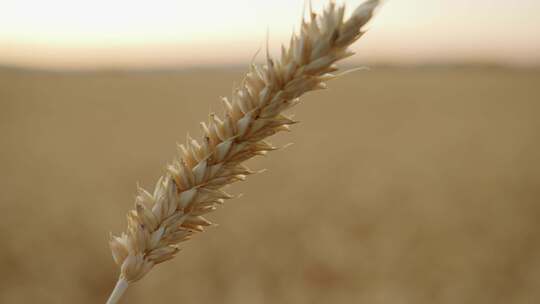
[2, 0, 540, 302]
[1, 65, 539, 303]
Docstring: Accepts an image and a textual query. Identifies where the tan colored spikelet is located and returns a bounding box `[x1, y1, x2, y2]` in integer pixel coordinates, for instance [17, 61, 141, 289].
[107, 1, 380, 302]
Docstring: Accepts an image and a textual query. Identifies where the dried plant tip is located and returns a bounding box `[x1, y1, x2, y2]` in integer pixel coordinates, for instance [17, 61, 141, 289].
[107, 1, 381, 302]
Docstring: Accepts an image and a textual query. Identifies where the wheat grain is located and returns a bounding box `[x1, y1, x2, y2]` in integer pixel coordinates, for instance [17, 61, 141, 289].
[106, 1, 380, 302]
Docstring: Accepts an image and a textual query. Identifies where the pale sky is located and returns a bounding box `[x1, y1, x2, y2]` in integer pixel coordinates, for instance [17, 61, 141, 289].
[1, 0, 539, 69]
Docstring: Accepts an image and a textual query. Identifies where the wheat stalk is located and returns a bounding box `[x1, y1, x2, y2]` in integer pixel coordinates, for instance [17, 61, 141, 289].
[106, 1, 380, 303]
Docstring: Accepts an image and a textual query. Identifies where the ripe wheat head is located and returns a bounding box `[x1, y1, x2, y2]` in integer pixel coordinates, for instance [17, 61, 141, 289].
[107, 1, 380, 303]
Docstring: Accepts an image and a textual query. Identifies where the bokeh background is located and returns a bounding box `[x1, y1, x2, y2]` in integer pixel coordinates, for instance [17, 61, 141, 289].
[1, 0, 540, 303]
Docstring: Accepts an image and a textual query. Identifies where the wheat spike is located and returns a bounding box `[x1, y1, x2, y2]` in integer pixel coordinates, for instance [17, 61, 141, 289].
[106, 1, 380, 302]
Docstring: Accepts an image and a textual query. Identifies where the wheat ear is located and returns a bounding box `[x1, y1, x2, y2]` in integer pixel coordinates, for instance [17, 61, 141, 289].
[106, 1, 380, 303]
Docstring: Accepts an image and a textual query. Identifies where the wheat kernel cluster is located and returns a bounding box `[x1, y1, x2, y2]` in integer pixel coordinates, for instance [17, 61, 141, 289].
[107, 1, 380, 302]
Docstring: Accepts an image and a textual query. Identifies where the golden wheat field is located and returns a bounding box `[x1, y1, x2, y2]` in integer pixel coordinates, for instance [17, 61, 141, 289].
[1, 66, 539, 303]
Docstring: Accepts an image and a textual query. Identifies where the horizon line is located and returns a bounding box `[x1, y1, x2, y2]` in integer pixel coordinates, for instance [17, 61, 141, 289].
[1, 60, 539, 74]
